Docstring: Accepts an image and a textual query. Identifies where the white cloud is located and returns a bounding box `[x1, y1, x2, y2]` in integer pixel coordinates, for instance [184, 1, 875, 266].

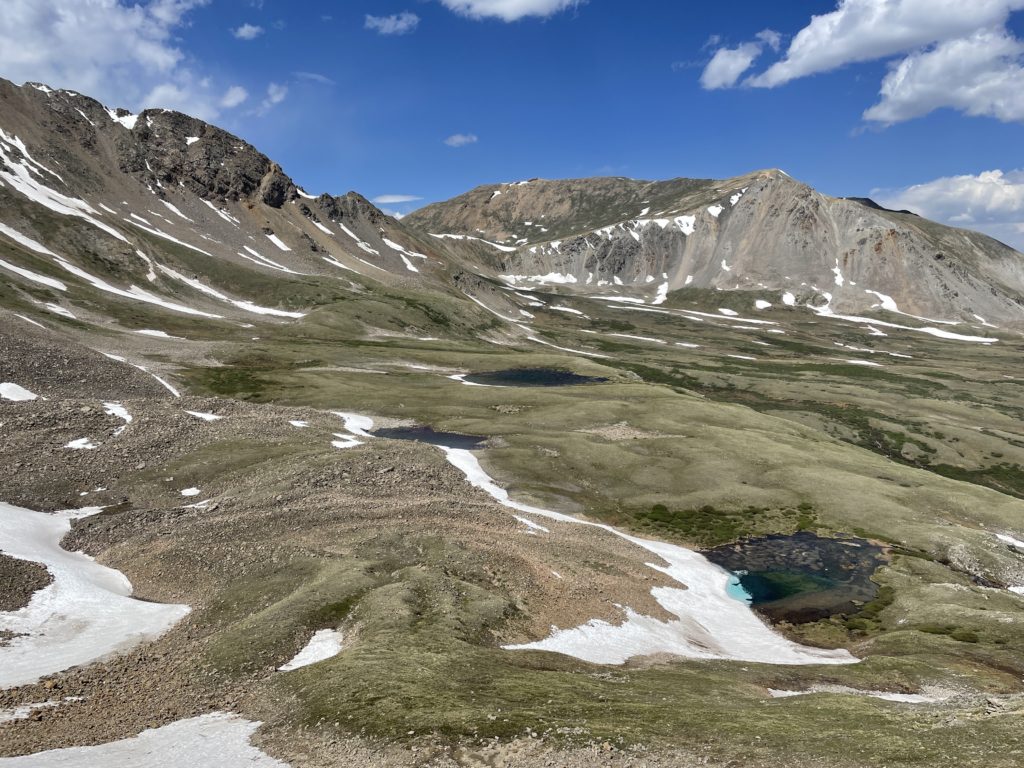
[703, 0, 1024, 126]
[142, 82, 207, 117]
[756, 29, 783, 52]
[220, 85, 249, 108]
[266, 82, 287, 103]
[750, 0, 1024, 88]
[365, 12, 420, 35]
[864, 29, 1024, 123]
[0, 0, 238, 119]
[700, 42, 764, 90]
[444, 133, 478, 147]
[439, 0, 580, 22]
[372, 194, 423, 204]
[294, 71, 335, 85]
[874, 169, 1024, 250]
[232, 23, 264, 40]
[255, 82, 287, 115]
[700, 30, 781, 90]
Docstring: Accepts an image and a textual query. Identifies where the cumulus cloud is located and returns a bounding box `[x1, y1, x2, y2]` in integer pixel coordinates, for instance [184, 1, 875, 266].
[864, 29, 1024, 123]
[439, 0, 581, 22]
[365, 12, 420, 35]
[444, 133, 478, 147]
[701, 0, 1024, 126]
[700, 42, 764, 89]
[875, 169, 1024, 250]
[232, 23, 264, 40]
[0, 0, 260, 120]
[372, 194, 423, 204]
[750, 0, 1024, 87]
[699, 30, 782, 90]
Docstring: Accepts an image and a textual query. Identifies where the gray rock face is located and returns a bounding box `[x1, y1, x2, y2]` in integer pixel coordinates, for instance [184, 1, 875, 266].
[121, 110, 298, 207]
[0, 77, 449, 324]
[2, 79, 300, 208]
[407, 171, 1024, 325]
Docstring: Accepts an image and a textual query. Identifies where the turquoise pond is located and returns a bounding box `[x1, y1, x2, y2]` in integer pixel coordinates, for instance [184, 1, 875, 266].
[725, 574, 753, 603]
[704, 531, 888, 623]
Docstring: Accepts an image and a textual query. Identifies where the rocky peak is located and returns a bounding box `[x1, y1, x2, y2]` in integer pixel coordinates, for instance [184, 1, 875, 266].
[313, 191, 389, 226]
[119, 108, 299, 208]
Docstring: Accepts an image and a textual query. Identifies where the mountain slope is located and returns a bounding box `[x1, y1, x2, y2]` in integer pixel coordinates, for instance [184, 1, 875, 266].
[406, 171, 1024, 326]
[0, 78, 470, 330]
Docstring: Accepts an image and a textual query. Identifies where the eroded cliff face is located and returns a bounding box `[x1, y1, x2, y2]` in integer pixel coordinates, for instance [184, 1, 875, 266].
[408, 170, 1024, 325]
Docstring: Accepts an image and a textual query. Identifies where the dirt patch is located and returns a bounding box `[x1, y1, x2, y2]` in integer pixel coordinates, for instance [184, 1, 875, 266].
[578, 421, 664, 441]
[0, 554, 52, 612]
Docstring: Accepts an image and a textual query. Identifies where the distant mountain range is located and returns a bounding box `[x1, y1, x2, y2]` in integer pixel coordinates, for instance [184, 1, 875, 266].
[0, 77, 1021, 328]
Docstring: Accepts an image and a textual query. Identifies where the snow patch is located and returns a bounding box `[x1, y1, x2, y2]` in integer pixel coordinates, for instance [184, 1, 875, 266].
[652, 282, 669, 305]
[156, 264, 305, 318]
[278, 629, 344, 671]
[768, 686, 945, 704]
[1, 382, 37, 401]
[265, 233, 291, 252]
[103, 402, 132, 435]
[333, 412, 374, 437]
[105, 108, 138, 130]
[185, 411, 222, 422]
[0, 712, 285, 767]
[159, 200, 191, 222]
[832, 260, 845, 287]
[996, 533, 1024, 550]
[0, 255, 68, 291]
[430, 233, 518, 252]
[0, 502, 189, 688]
[65, 438, 98, 450]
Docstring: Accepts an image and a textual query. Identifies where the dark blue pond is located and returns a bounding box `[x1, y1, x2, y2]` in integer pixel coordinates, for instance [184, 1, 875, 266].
[373, 426, 487, 450]
[464, 368, 607, 387]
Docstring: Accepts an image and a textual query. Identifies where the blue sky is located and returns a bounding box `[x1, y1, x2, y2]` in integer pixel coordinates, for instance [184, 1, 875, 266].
[1, 1, 1022, 247]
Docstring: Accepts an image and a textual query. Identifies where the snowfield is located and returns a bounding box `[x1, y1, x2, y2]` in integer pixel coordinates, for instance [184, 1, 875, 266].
[0, 502, 190, 689]
[0, 713, 287, 767]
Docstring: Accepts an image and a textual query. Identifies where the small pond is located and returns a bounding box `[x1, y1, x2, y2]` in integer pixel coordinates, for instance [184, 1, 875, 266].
[373, 425, 487, 450]
[463, 368, 607, 387]
[703, 531, 888, 623]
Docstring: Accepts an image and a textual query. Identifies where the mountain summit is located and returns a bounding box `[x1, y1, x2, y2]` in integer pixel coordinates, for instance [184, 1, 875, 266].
[407, 171, 1024, 326]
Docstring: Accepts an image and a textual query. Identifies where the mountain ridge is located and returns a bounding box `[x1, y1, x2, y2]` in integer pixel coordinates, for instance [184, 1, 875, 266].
[407, 169, 1024, 326]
